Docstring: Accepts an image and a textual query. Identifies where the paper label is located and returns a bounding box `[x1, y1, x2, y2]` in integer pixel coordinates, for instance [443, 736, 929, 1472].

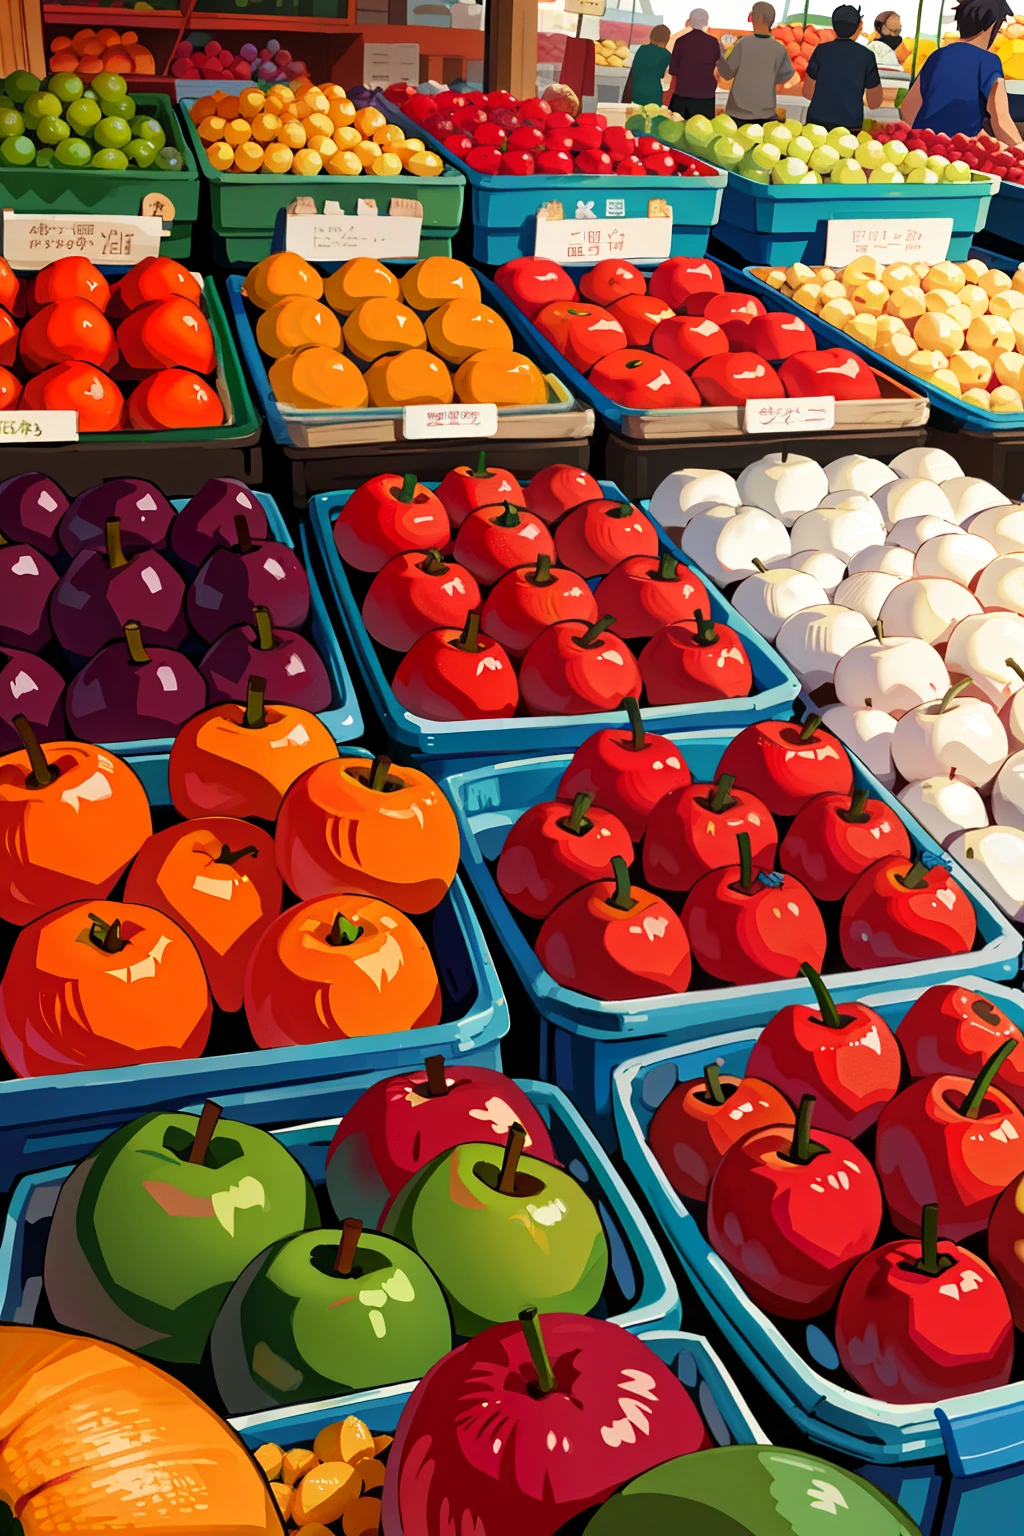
[565, 0, 607, 13]
[2, 211, 163, 269]
[825, 216, 954, 267]
[404, 403, 498, 439]
[535, 215, 673, 264]
[744, 396, 835, 433]
[0, 411, 77, 443]
[286, 211, 423, 261]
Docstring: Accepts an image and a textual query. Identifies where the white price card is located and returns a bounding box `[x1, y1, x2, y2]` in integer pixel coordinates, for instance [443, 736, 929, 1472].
[825, 216, 954, 268]
[404, 403, 498, 439]
[535, 216, 673, 265]
[2, 211, 163, 270]
[0, 411, 77, 443]
[744, 396, 835, 434]
[286, 211, 423, 262]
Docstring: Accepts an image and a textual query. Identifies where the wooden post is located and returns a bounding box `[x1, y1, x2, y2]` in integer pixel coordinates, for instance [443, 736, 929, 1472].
[485, 0, 539, 98]
[0, 0, 46, 78]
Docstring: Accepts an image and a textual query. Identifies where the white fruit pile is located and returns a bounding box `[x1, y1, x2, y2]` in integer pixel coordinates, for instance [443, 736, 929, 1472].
[651, 447, 1024, 920]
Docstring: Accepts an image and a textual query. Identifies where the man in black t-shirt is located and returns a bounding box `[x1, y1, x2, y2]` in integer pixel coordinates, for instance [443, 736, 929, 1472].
[804, 4, 885, 133]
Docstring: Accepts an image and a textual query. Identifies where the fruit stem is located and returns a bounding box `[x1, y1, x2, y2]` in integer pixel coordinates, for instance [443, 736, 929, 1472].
[215, 843, 258, 866]
[897, 852, 941, 891]
[529, 553, 554, 587]
[394, 472, 418, 505]
[786, 1094, 828, 1166]
[707, 773, 736, 814]
[874, 619, 884, 643]
[188, 1101, 222, 1166]
[799, 962, 845, 1031]
[424, 1055, 448, 1097]
[752, 558, 767, 573]
[0, 529, 6, 548]
[497, 1122, 527, 1194]
[519, 1306, 557, 1395]
[369, 754, 392, 792]
[453, 611, 483, 653]
[693, 608, 718, 647]
[334, 1217, 363, 1277]
[234, 514, 254, 554]
[470, 449, 489, 478]
[608, 502, 632, 520]
[624, 695, 645, 751]
[493, 503, 521, 528]
[244, 674, 267, 730]
[14, 714, 57, 789]
[838, 788, 871, 824]
[562, 791, 594, 835]
[253, 605, 275, 652]
[420, 548, 448, 576]
[798, 714, 822, 743]
[704, 1062, 726, 1105]
[939, 677, 972, 713]
[106, 517, 127, 571]
[123, 621, 150, 666]
[575, 614, 617, 649]
[653, 549, 678, 582]
[961, 1038, 1017, 1120]
[915, 1203, 945, 1277]
[606, 854, 636, 912]
[735, 830, 754, 891]
[327, 912, 363, 946]
[1007, 657, 1024, 688]
[87, 912, 129, 955]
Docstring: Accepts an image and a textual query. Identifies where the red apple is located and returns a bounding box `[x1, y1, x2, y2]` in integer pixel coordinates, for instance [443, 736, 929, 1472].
[480, 554, 597, 657]
[898, 983, 1024, 1111]
[557, 694, 691, 840]
[639, 611, 753, 704]
[552, 496, 659, 577]
[500, 150, 536, 176]
[779, 348, 880, 400]
[608, 294, 677, 347]
[495, 257, 577, 318]
[536, 149, 574, 174]
[534, 301, 628, 373]
[718, 715, 854, 818]
[652, 315, 728, 372]
[587, 351, 700, 408]
[691, 353, 785, 405]
[436, 450, 525, 527]
[642, 772, 777, 894]
[392, 611, 519, 721]
[496, 791, 634, 918]
[524, 464, 603, 524]
[648, 1061, 795, 1201]
[746, 311, 818, 361]
[780, 786, 912, 901]
[519, 615, 642, 717]
[579, 259, 646, 308]
[695, 293, 766, 325]
[362, 547, 481, 651]
[465, 146, 503, 173]
[649, 257, 724, 310]
[453, 502, 555, 585]
[840, 851, 977, 969]
[594, 549, 710, 639]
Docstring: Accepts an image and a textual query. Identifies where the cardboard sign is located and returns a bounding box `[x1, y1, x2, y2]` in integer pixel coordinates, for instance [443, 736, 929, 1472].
[744, 396, 835, 433]
[2, 211, 163, 269]
[825, 216, 954, 268]
[286, 204, 423, 262]
[535, 215, 673, 265]
[404, 403, 498, 438]
[0, 412, 77, 443]
[565, 0, 607, 14]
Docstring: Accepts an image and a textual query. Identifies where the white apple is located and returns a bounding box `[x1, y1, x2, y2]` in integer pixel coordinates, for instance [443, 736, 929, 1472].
[875, 477, 956, 529]
[824, 454, 897, 497]
[730, 565, 829, 641]
[879, 577, 982, 646]
[774, 603, 874, 692]
[945, 610, 1024, 705]
[898, 775, 989, 847]
[963, 503, 1024, 554]
[817, 490, 887, 517]
[767, 549, 847, 596]
[846, 544, 916, 578]
[1002, 686, 1024, 751]
[891, 684, 1009, 787]
[648, 468, 741, 537]
[992, 750, 1024, 829]
[913, 531, 997, 586]
[679, 505, 791, 588]
[832, 633, 950, 714]
[789, 505, 885, 562]
[819, 703, 897, 789]
[833, 571, 902, 623]
[947, 825, 1024, 920]
[888, 447, 963, 482]
[885, 514, 962, 551]
[735, 453, 830, 526]
[940, 477, 1008, 525]
[975, 552, 1024, 614]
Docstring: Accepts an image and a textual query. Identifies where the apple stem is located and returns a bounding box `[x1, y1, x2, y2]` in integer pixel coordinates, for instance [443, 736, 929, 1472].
[693, 609, 718, 647]
[752, 558, 767, 573]
[1007, 658, 1024, 688]
[606, 854, 636, 912]
[575, 614, 617, 650]
[703, 1062, 726, 1105]
[334, 1217, 363, 1277]
[874, 619, 884, 643]
[188, 1101, 222, 1166]
[453, 611, 484, 653]
[493, 504, 521, 528]
[234, 514, 254, 555]
[471, 449, 489, 478]
[915, 1203, 949, 1277]
[939, 677, 972, 713]
[123, 621, 150, 666]
[608, 502, 632, 520]
[961, 1038, 1018, 1119]
[735, 830, 754, 892]
[519, 1306, 557, 1395]
[653, 549, 678, 583]
[798, 714, 822, 743]
[424, 1055, 448, 1097]
[0, 529, 7, 548]
[215, 842, 259, 866]
[529, 553, 555, 587]
[497, 1122, 527, 1194]
[14, 714, 58, 788]
[897, 851, 941, 890]
[838, 788, 871, 824]
[562, 791, 594, 835]
[253, 605, 275, 652]
[799, 962, 848, 1031]
[327, 911, 363, 946]
[394, 473, 418, 505]
[106, 517, 127, 571]
[707, 773, 737, 813]
[244, 674, 267, 730]
[624, 695, 645, 750]
[421, 549, 448, 576]
[786, 1094, 828, 1166]
[87, 913, 129, 954]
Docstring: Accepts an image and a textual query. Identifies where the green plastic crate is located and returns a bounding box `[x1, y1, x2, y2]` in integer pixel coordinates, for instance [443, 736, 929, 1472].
[0, 96, 198, 260]
[178, 102, 465, 268]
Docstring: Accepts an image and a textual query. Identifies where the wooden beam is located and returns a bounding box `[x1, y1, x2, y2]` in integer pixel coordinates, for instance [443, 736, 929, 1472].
[485, 0, 537, 98]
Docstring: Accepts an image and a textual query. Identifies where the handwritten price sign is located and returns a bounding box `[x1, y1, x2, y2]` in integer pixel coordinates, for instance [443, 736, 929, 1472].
[744, 396, 835, 434]
[404, 403, 498, 439]
[2, 212, 164, 269]
[0, 412, 77, 443]
[535, 216, 672, 265]
[286, 212, 423, 262]
[825, 217, 953, 267]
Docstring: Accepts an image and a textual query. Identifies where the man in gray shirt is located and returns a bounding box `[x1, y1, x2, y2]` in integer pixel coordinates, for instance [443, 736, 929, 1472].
[718, 2, 795, 123]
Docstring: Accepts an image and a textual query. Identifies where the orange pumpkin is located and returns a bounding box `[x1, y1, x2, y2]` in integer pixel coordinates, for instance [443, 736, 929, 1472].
[0, 899, 212, 1077]
[276, 753, 459, 914]
[0, 1326, 284, 1533]
[125, 816, 284, 1012]
[0, 719, 151, 927]
[168, 676, 339, 823]
[244, 893, 441, 1047]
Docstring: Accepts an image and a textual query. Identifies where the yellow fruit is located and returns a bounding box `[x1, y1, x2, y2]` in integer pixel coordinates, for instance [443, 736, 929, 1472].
[296, 91, 331, 119]
[278, 120, 306, 150]
[270, 83, 295, 104]
[394, 138, 425, 165]
[959, 258, 989, 283]
[1013, 264, 1024, 294]
[234, 142, 264, 173]
[764, 268, 788, 290]
[354, 106, 386, 136]
[980, 267, 1012, 297]
[237, 87, 266, 119]
[925, 288, 968, 316]
[991, 384, 1024, 411]
[962, 386, 993, 409]
[846, 314, 879, 348]
[371, 151, 403, 176]
[308, 135, 339, 158]
[335, 125, 361, 150]
[947, 350, 993, 388]
[785, 262, 816, 289]
[293, 148, 324, 176]
[881, 262, 917, 291]
[990, 290, 1024, 320]
[820, 297, 856, 328]
[292, 1463, 362, 1527]
[330, 99, 358, 132]
[283, 1448, 319, 1487]
[851, 280, 888, 315]
[206, 141, 233, 171]
[305, 111, 335, 139]
[885, 285, 926, 322]
[251, 112, 281, 143]
[967, 313, 1016, 360]
[342, 1498, 381, 1536]
[270, 1483, 292, 1521]
[223, 117, 252, 147]
[254, 1444, 283, 1481]
[263, 143, 294, 173]
[914, 311, 965, 357]
[905, 348, 945, 379]
[792, 283, 822, 312]
[880, 331, 919, 367]
[957, 283, 988, 319]
[373, 123, 406, 147]
[931, 368, 962, 397]
[327, 150, 363, 176]
[996, 352, 1024, 389]
[322, 83, 349, 101]
[354, 139, 382, 167]
[407, 150, 443, 177]
[198, 115, 227, 144]
[357, 1459, 385, 1490]
[922, 260, 966, 293]
[843, 255, 882, 287]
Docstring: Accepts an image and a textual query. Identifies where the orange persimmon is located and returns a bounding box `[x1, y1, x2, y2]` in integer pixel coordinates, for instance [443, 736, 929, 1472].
[323, 258, 401, 315]
[125, 816, 283, 1013]
[276, 752, 459, 914]
[424, 299, 513, 364]
[244, 252, 323, 311]
[454, 349, 547, 406]
[28, 256, 110, 315]
[269, 347, 368, 410]
[21, 362, 124, 432]
[243, 893, 442, 1048]
[256, 296, 342, 359]
[400, 257, 481, 313]
[127, 370, 224, 430]
[365, 350, 454, 407]
[342, 298, 426, 363]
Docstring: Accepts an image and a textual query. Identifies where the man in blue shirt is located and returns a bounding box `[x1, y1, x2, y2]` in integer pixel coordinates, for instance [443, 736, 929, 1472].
[901, 0, 1022, 143]
[804, 6, 884, 134]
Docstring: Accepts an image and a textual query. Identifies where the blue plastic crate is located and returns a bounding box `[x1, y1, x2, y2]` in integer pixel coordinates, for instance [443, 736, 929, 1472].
[0, 744, 507, 1188]
[375, 95, 727, 267]
[442, 736, 1021, 1139]
[712, 173, 995, 268]
[980, 179, 1024, 251]
[612, 975, 1024, 1536]
[308, 477, 797, 776]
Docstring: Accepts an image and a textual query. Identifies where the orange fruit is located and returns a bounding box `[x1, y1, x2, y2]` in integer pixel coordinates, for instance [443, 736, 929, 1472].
[20, 297, 117, 374]
[343, 297, 426, 362]
[354, 140, 381, 168]
[251, 113, 282, 143]
[326, 151, 362, 176]
[372, 124, 405, 147]
[30, 257, 110, 315]
[365, 351, 454, 407]
[238, 87, 266, 119]
[245, 252, 324, 310]
[292, 148, 323, 175]
[263, 143, 294, 174]
[305, 112, 334, 139]
[454, 349, 547, 405]
[190, 96, 221, 124]
[0, 367, 22, 410]
[400, 257, 480, 313]
[256, 296, 342, 358]
[278, 121, 306, 150]
[128, 370, 225, 430]
[223, 118, 252, 147]
[354, 106, 386, 137]
[270, 347, 369, 410]
[198, 116, 227, 144]
[307, 135, 339, 159]
[324, 258, 400, 314]
[329, 100, 357, 132]
[117, 257, 202, 312]
[206, 143, 233, 171]
[370, 153, 403, 177]
[234, 142, 264, 173]
[117, 297, 216, 374]
[22, 362, 124, 432]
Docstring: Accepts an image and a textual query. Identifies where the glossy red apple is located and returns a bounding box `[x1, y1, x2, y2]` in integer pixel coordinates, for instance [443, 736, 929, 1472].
[648, 257, 724, 310]
[453, 502, 555, 585]
[898, 983, 1024, 1110]
[436, 451, 525, 526]
[608, 294, 677, 347]
[779, 348, 881, 401]
[579, 259, 646, 307]
[840, 851, 977, 969]
[553, 497, 658, 578]
[392, 612, 519, 721]
[362, 548, 481, 652]
[648, 1061, 794, 1202]
[534, 301, 627, 373]
[639, 612, 753, 705]
[557, 695, 691, 840]
[496, 792, 634, 919]
[519, 616, 642, 717]
[587, 351, 700, 409]
[524, 464, 603, 524]
[745, 311, 818, 361]
[494, 257, 577, 318]
[642, 773, 777, 894]
[333, 472, 450, 573]
[717, 715, 854, 818]
[780, 786, 912, 901]
[594, 550, 710, 639]
[652, 315, 728, 373]
[691, 353, 785, 406]
[480, 554, 596, 657]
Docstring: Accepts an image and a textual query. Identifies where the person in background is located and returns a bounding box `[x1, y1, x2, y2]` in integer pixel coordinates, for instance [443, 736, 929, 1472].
[868, 9, 902, 65]
[623, 24, 673, 107]
[717, 2, 795, 124]
[900, 0, 1022, 143]
[666, 10, 723, 117]
[803, 5, 884, 132]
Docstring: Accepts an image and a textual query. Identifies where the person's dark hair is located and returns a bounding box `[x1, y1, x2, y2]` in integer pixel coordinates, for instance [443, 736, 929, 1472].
[833, 3, 862, 35]
[954, 0, 1011, 39]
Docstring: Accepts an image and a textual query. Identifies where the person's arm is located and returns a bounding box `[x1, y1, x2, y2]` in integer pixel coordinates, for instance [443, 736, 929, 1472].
[718, 38, 740, 80]
[776, 42, 796, 84]
[989, 76, 1023, 145]
[865, 55, 883, 110]
[802, 49, 818, 100]
[900, 74, 923, 123]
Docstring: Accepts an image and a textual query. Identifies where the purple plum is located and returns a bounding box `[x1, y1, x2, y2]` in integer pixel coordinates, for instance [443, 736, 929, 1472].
[0, 533, 57, 651]
[66, 622, 207, 744]
[0, 647, 66, 753]
[60, 478, 175, 558]
[50, 517, 188, 659]
[200, 604, 331, 712]
[0, 474, 68, 557]
[186, 513, 310, 642]
[170, 479, 268, 568]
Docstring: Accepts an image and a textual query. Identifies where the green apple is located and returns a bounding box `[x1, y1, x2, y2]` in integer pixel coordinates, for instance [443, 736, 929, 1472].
[24, 90, 60, 122]
[48, 71, 84, 105]
[709, 113, 737, 137]
[384, 1137, 608, 1336]
[0, 108, 22, 138]
[101, 95, 136, 121]
[739, 152, 771, 182]
[803, 123, 828, 148]
[869, 164, 904, 182]
[884, 140, 908, 165]
[655, 115, 685, 144]
[44, 1104, 319, 1364]
[92, 70, 127, 103]
[683, 113, 715, 154]
[762, 122, 793, 152]
[737, 123, 764, 150]
[906, 166, 940, 182]
[35, 146, 54, 168]
[904, 148, 928, 171]
[126, 136, 157, 168]
[66, 97, 101, 134]
[926, 154, 951, 174]
[0, 136, 34, 166]
[36, 114, 69, 145]
[711, 134, 745, 169]
[211, 1224, 453, 1414]
[945, 160, 972, 182]
[90, 147, 129, 170]
[772, 156, 812, 185]
[833, 158, 868, 183]
[155, 145, 184, 172]
[809, 144, 840, 176]
[789, 134, 813, 162]
[54, 136, 91, 168]
[751, 140, 782, 171]
[855, 140, 887, 170]
[3, 71, 39, 105]
[93, 115, 131, 150]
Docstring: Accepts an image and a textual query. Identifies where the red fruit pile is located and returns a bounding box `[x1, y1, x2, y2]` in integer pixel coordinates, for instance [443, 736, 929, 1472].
[495, 712, 978, 1000]
[386, 84, 718, 180]
[648, 978, 1024, 1407]
[872, 119, 1024, 182]
[334, 460, 755, 721]
[496, 254, 881, 409]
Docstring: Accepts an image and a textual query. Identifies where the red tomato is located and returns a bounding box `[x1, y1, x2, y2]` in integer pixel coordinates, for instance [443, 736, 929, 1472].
[534, 300, 628, 373]
[525, 464, 603, 524]
[578, 259, 647, 307]
[453, 502, 555, 585]
[652, 315, 728, 372]
[608, 294, 676, 347]
[648, 256, 724, 310]
[435, 451, 525, 528]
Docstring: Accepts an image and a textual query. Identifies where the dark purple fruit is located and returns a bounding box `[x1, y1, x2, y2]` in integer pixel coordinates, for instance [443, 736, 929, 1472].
[60, 478, 175, 558]
[66, 621, 207, 743]
[186, 514, 310, 643]
[200, 604, 331, 713]
[0, 531, 58, 651]
[0, 474, 68, 557]
[0, 647, 65, 753]
[170, 479, 268, 569]
[51, 517, 187, 659]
